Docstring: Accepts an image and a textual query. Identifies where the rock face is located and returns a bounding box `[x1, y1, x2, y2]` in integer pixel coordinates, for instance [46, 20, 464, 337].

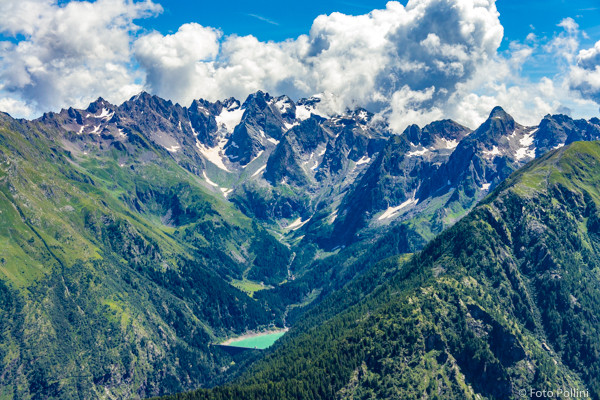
[325, 119, 472, 247]
[167, 141, 600, 400]
[3, 89, 600, 400]
[0, 110, 292, 399]
[40, 93, 600, 253]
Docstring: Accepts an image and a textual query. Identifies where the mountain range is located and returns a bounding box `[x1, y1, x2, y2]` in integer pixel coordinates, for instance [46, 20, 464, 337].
[160, 140, 600, 400]
[1, 90, 600, 399]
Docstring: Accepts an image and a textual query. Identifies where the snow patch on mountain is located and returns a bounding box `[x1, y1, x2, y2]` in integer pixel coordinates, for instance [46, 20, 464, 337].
[252, 164, 267, 177]
[275, 97, 293, 114]
[220, 187, 234, 197]
[188, 121, 198, 136]
[407, 148, 430, 157]
[202, 171, 219, 187]
[216, 106, 244, 133]
[196, 105, 210, 116]
[249, 150, 265, 165]
[515, 128, 536, 160]
[295, 105, 313, 121]
[378, 198, 418, 221]
[94, 108, 113, 120]
[482, 146, 501, 158]
[329, 210, 338, 224]
[196, 138, 230, 172]
[439, 138, 459, 149]
[287, 217, 311, 231]
[356, 156, 371, 165]
[295, 99, 329, 121]
[202, 171, 233, 196]
[284, 121, 299, 130]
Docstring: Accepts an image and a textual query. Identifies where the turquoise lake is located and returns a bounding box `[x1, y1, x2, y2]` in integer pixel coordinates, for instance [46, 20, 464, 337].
[226, 331, 286, 349]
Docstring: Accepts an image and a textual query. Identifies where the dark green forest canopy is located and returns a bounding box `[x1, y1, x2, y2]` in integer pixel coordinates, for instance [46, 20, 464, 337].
[157, 142, 600, 400]
[0, 115, 292, 399]
[3, 99, 600, 400]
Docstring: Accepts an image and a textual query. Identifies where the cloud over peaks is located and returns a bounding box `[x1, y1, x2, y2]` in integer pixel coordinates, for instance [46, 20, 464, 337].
[569, 41, 600, 104]
[0, 0, 598, 129]
[132, 0, 504, 129]
[0, 0, 161, 114]
[135, 23, 222, 102]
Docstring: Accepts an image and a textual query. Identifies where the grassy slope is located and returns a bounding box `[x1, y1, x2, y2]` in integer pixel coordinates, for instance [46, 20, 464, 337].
[0, 116, 288, 399]
[160, 141, 600, 400]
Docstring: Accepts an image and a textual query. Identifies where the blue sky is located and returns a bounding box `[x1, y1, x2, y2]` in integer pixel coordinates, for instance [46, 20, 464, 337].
[1, 0, 599, 130]
[136, 1, 390, 41]
[497, 0, 600, 79]
[138, 0, 600, 44]
[136, 0, 600, 80]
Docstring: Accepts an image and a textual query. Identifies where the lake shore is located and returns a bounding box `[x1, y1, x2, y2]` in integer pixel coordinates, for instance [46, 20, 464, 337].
[220, 328, 289, 346]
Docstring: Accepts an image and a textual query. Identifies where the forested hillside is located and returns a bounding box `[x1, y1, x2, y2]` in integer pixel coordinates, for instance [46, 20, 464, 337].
[2, 91, 600, 400]
[159, 141, 600, 400]
[0, 113, 286, 399]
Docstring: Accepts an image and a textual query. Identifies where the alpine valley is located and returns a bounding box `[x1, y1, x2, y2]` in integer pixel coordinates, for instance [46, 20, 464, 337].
[1, 90, 600, 400]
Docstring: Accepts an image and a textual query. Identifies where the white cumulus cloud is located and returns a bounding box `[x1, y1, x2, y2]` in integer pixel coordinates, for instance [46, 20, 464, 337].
[135, 23, 222, 103]
[0, 0, 598, 130]
[132, 0, 505, 129]
[569, 41, 600, 104]
[0, 0, 162, 117]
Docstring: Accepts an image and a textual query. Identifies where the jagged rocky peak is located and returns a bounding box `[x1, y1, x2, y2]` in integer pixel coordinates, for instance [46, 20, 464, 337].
[535, 113, 600, 154]
[81, 97, 118, 125]
[65, 107, 83, 122]
[425, 120, 471, 141]
[126, 91, 156, 105]
[272, 95, 296, 119]
[190, 98, 218, 116]
[488, 105, 513, 120]
[241, 91, 297, 127]
[477, 106, 517, 136]
[188, 99, 220, 146]
[348, 107, 373, 124]
[534, 114, 572, 152]
[86, 97, 116, 114]
[462, 106, 533, 157]
[297, 95, 321, 108]
[239, 90, 287, 127]
[296, 95, 327, 120]
[403, 124, 422, 144]
[40, 96, 122, 134]
[285, 115, 328, 153]
[242, 90, 273, 110]
[224, 91, 291, 165]
[404, 120, 470, 149]
[120, 91, 176, 116]
[42, 97, 117, 126]
[220, 97, 241, 111]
